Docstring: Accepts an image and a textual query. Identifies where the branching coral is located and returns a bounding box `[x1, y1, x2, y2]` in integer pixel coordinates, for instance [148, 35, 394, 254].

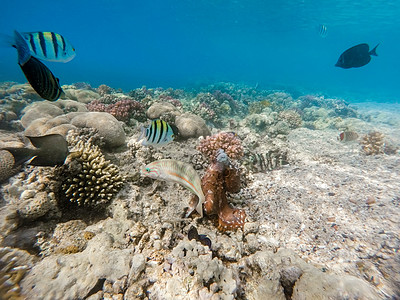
[58, 136, 124, 206]
[360, 131, 385, 155]
[200, 149, 246, 231]
[197, 132, 244, 161]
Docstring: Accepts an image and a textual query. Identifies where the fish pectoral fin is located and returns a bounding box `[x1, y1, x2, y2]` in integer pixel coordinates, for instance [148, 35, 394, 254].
[26, 155, 38, 165]
[186, 195, 202, 218]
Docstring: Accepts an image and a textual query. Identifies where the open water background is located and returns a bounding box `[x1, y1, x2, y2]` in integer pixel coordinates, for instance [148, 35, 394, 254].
[1, 0, 399, 103]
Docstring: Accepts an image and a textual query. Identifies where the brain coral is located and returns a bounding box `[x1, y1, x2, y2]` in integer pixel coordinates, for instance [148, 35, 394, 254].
[59, 137, 124, 206]
[197, 132, 244, 160]
[0, 150, 18, 183]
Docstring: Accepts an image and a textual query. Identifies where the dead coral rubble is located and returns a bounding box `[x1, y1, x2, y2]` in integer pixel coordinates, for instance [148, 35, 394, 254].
[360, 131, 385, 155]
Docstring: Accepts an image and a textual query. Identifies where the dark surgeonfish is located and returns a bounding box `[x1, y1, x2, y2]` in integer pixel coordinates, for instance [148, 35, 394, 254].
[1, 134, 69, 167]
[335, 43, 379, 69]
[13, 30, 64, 101]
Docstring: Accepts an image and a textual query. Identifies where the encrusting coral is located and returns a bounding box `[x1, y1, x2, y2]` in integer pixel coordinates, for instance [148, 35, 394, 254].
[57, 133, 124, 206]
[199, 149, 246, 231]
[360, 131, 385, 155]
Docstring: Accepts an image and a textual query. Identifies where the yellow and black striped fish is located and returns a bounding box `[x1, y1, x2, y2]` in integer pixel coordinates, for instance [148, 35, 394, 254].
[14, 30, 63, 101]
[21, 31, 76, 63]
[138, 120, 177, 147]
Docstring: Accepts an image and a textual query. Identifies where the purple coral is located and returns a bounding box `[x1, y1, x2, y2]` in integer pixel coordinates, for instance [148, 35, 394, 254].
[87, 98, 144, 122]
[197, 132, 244, 161]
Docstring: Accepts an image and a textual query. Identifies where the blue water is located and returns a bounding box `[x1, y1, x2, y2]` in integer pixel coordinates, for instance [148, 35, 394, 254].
[1, 0, 399, 102]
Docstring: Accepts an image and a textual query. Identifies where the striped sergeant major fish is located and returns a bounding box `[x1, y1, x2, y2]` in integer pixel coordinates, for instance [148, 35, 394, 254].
[20, 31, 76, 62]
[13, 30, 64, 101]
[138, 119, 178, 147]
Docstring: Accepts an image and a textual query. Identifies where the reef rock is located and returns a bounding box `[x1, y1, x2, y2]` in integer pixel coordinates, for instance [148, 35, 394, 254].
[62, 86, 100, 104]
[22, 109, 126, 148]
[175, 113, 210, 139]
[69, 112, 125, 148]
[146, 239, 238, 299]
[146, 102, 181, 119]
[21, 231, 133, 300]
[21, 101, 64, 128]
[0, 150, 19, 183]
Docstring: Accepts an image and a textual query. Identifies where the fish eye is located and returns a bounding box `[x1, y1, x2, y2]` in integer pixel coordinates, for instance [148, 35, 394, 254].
[145, 168, 151, 172]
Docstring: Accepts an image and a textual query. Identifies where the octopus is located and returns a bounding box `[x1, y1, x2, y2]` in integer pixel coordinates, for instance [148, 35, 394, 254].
[200, 149, 246, 231]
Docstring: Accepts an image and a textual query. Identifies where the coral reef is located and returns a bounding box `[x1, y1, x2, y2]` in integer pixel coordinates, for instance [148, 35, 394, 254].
[0, 247, 35, 300]
[197, 131, 244, 161]
[278, 110, 302, 129]
[1, 156, 60, 220]
[248, 99, 271, 114]
[62, 85, 100, 103]
[200, 149, 246, 231]
[21, 101, 126, 147]
[0, 150, 19, 183]
[57, 135, 124, 206]
[145, 102, 181, 120]
[87, 98, 145, 122]
[174, 113, 211, 139]
[360, 131, 385, 155]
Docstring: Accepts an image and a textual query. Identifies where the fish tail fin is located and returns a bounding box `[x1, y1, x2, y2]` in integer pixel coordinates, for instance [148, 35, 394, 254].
[13, 30, 31, 65]
[2, 147, 36, 167]
[369, 43, 379, 56]
[137, 126, 146, 142]
[196, 196, 204, 218]
[170, 124, 180, 139]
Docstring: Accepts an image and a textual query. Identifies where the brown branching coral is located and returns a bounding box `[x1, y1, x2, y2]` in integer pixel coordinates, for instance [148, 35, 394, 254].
[57, 135, 124, 206]
[360, 131, 385, 155]
[200, 149, 246, 231]
[197, 132, 244, 161]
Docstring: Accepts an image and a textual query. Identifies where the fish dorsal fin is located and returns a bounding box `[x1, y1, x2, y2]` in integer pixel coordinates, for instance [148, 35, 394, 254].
[14, 30, 31, 65]
[26, 134, 66, 149]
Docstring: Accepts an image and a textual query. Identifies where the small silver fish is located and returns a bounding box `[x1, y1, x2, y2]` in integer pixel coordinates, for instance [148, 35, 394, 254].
[318, 24, 328, 38]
